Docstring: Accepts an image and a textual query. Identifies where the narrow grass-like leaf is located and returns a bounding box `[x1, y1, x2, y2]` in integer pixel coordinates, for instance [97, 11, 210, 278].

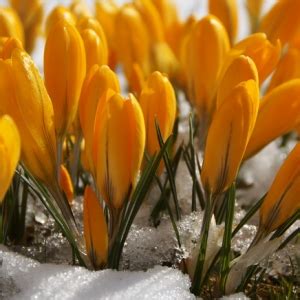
[279, 228, 300, 250]
[219, 183, 236, 293]
[155, 119, 181, 220]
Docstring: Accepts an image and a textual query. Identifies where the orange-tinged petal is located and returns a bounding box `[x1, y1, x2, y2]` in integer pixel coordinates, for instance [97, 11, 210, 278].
[44, 20, 86, 138]
[208, 0, 238, 44]
[228, 33, 281, 84]
[60, 165, 74, 204]
[114, 5, 150, 80]
[0, 48, 57, 185]
[79, 65, 120, 174]
[217, 55, 259, 108]
[0, 7, 24, 45]
[201, 80, 259, 196]
[245, 79, 300, 159]
[0, 115, 20, 202]
[93, 92, 145, 209]
[128, 63, 145, 96]
[259, 143, 300, 234]
[9, 0, 43, 53]
[139, 71, 176, 157]
[246, 0, 264, 32]
[0, 37, 23, 59]
[83, 186, 108, 269]
[80, 28, 108, 72]
[45, 6, 76, 36]
[267, 47, 300, 92]
[185, 15, 230, 132]
[259, 0, 300, 45]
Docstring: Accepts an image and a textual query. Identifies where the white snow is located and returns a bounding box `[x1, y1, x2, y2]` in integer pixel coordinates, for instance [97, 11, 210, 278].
[0, 245, 195, 300]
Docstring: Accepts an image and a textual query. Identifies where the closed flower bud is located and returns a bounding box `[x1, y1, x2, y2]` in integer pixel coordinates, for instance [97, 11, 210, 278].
[186, 15, 230, 135]
[45, 6, 76, 36]
[0, 37, 23, 59]
[208, 0, 238, 44]
[114, 5, 150, 80]
[79, 65, 120, 173]
[217, 55, 259, 108]
[128, 63, 145, 96]
[227, 33, 281, 84]
[93, 91, 145, 210]
[201, 80, 259, 196]
[259, 143, 300, 234]
[246, 0, 264, 32]
[0, 48, 57, 185]
[244, 79, 300, 159]
[0, 7, 24, 45]
[80, 29, 108, 72]
[267, 47, 300, 92]
[44, 20, 86, 138]
[60, 165, 74, 204]
[259, 0, 300, 45]
[0, 115, 20, 202]
[9, 0, 43, 53]
[83, 186, 108, 269]
[139, 71, 176, 157]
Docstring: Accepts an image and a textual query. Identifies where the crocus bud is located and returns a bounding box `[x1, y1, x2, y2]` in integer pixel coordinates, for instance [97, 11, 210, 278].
[208, 0, 238, 44]
[0, 115, 20, 202]
[259, 143, 300, 235]
[114, 5, 150, 80]
[201, 80, 259, 196]
[9, 0, 43, 53]
[227, 33, 281, 84]
[0, 37, 23, 59]
[79, 65, 120, 173]
[93, 91, 145, 210]
[185, 15, 230, 135]
[60, 165, 74, 204]
[44, 20, 86, 138]
[45, 6, 76, 36]
[246, 0, 264, 32]
[259, 0, 300, 45]
[0, 7, 24, 45]
[139, 71, 176, 158]
[83, 186, 108, 269]
[0, 48, 57, 186]
[95, 0, 118, 69]
[217, 55, 259, 108]
[128, 63, 145, 96]
[244, 79, 300, 159]
[267, 47, 300, 92]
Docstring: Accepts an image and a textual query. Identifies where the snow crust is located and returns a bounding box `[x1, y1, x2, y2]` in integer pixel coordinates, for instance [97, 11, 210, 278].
[0, 246, 195, 300]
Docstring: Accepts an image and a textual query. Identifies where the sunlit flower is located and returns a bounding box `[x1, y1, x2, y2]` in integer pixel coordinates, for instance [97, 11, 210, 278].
[60, 165, 74, 204]
[0, 115, 20, 202]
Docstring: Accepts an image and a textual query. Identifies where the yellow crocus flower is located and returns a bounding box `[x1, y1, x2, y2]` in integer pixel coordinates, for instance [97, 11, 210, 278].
[59, 165, 74, 204]
[114, 4, 150, 81]
[259, 0, 300, 46]
[208, 0, 238, 44]
[0, 47, 57, 186]
[9, 0, 42, 53]
[93, 91, 145, 210]
[246, 0, 264, 32]
[79, 65, 120, 174]
[267, 47, 300, 92]
[201, 80, 259, 196]
[139, 71, 176, 158]
[0, 115, 20, 202]
[245, 79, 300, 159]
[44, 20, 86, 139]
[217, 55, 259, 108]
[185, 15, 230, 136]
[259, 143, 300, 235]
[83, 185, 108, 269]
[45, 6, 76, 36]
[0, 7, 24, 45]
[0, 37, 23, 59]
[227, 33, 281, 84]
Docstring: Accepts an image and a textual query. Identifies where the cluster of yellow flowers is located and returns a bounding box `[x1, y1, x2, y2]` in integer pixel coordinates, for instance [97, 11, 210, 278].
[0, 0, 299, 291]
